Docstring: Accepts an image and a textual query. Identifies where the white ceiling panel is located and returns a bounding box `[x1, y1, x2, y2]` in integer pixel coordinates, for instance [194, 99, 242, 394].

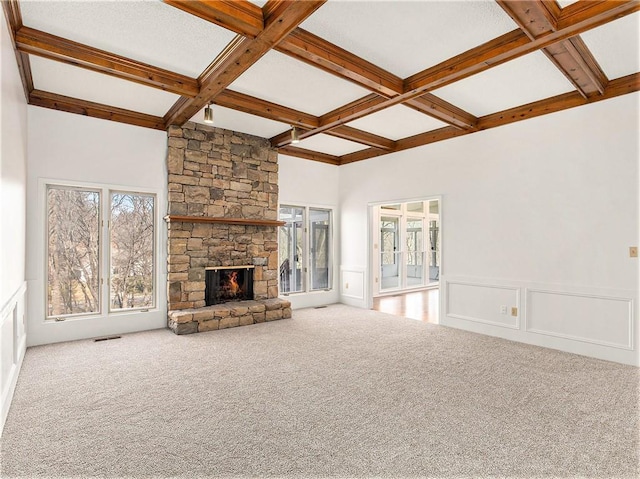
[191, 105, 289, 139]
[346, 105, 448, 140]
[20, 0, 236, 77]
[557, 0, 580, 7]
[432, 51, 576, 117]
[301, 0, 518, 78]
[295, 134, 369, 156]
[580, 13, 639, 80]
[228, 50, 371, 116]
[30, 56, 179, 117]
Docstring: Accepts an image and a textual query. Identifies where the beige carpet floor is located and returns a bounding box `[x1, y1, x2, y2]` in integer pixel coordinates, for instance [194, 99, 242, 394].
[1, 304, 638, 478]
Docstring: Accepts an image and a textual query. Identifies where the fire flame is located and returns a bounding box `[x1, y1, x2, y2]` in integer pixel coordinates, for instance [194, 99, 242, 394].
[224, 271, 240, 296]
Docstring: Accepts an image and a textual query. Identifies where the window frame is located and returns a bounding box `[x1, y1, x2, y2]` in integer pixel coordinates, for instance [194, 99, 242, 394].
[279, 204, 334, 295]
[45, 184, 103, 319]
[44, 180, 159, 321]
[108, 190, 157, 313]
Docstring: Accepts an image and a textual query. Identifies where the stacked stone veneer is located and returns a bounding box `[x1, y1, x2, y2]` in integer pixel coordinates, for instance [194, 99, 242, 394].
[166, 122, 290, 335]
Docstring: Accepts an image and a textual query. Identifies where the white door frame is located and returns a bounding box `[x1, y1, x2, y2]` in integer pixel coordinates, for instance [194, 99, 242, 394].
[366, 195, 443, 309]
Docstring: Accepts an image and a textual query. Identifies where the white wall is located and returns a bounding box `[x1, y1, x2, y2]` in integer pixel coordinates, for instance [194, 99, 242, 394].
[339, 93, 639, 365]
[0, 17, 28, 434]
[278, 154, 340, 308]
[26, 107, 168, 346]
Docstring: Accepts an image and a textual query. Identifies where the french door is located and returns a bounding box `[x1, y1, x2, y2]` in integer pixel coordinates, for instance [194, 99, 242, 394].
[373, 200, 440, 295]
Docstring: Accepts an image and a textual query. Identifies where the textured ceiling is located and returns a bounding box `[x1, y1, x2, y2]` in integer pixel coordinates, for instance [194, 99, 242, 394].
[433, 51, 576, 117]
[20, 0, 237, 76]
[299, 0, 518, 78]
[229, 50, 371, 116]
[6, 0, 640, 165]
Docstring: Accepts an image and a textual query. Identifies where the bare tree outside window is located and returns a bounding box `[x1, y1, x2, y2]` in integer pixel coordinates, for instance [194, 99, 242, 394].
[110, 192, 155, 310]
[47, 186, 100, 317]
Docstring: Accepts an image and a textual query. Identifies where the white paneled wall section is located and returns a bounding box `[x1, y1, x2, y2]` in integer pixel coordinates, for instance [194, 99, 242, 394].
[339, 93, 639, 366]
[0, 285, 27, 433]
[26, 108, 168, 346]
[1, 15, 28, 434]
[278, 155, 340, 309]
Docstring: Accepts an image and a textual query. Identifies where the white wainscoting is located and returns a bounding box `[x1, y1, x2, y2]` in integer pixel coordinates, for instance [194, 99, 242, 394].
[446, 281, 520, 329]
[441, 276, 638, 366]
[526, 289, 633, 350]
[1, 282, 27, 435]
[340, 266, 366, 307]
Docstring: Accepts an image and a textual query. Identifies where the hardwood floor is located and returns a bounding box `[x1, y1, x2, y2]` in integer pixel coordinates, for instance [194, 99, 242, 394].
[372, 288, 439, 323]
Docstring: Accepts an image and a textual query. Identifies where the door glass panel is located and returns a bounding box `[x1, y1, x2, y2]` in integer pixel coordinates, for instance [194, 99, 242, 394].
[279, 206, 304, 293]
[406, 218, 424, 287]
[429, 200, 440, 283]
[310, 209, 331, 290]
[380, 216, 400, 290]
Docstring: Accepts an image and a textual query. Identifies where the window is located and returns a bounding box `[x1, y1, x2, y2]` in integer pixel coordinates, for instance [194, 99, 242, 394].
[46, 184, 156, 319]
[47, 186, 101, 317]
[279, 205, 333, 294]
[310, 208, 330, 290]
[278, 206, 305, 294]
[109, 192, 155, 311]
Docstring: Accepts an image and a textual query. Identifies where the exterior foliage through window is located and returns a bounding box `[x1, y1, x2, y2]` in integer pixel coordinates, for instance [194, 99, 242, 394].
[46, 184, 156, 319]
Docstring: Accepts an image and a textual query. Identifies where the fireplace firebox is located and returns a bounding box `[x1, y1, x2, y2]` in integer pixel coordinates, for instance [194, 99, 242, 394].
[205, 266, 254, 305]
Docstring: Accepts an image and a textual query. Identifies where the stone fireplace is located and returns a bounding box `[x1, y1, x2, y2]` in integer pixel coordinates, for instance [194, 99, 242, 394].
[165, 122, 290, 334]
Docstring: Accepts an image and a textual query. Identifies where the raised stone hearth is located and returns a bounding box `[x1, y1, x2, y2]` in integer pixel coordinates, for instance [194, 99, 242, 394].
[166, 122, 285, 335]
[168, 298, 291, 335]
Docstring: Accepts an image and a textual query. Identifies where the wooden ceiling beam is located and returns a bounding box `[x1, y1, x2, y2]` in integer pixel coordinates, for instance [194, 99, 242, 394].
[214, 89, 319, 128]
[163, 0, 326, 127]
[278, 145, 340, 165]
[295, 1, 637, 144]
[327, 125, 395, 150]
[497, 0, 608, 99]
[275, 28, 473, 129]
[319, 94, 393, 133]
[543, 37, 607, 98]
[340, 126, 465, 165]
[557, 0, 637, 30]
[29, 90, 166, 130]
[275, 28, 403, 98]
[405, 0, 638, 94]
[495, 0, 559, 39]
[477, 72, 638, 129]
[1, 0, 33, 100]
[404, 94, 478, 130]
[339, 72, 639, 165]
[270, 123, 395, 150]
[15, 26, 199, 97]
[161, 0, 263, 38]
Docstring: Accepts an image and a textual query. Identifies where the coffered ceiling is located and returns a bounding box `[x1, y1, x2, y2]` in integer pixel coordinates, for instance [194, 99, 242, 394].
[3, 0, 639, 166]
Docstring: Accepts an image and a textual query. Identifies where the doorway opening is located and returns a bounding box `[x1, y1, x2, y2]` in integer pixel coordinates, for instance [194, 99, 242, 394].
[370, 198, 441, 322]
[372, 289, 439, 323]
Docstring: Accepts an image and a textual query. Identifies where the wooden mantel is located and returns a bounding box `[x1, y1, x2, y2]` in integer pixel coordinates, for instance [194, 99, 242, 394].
[164, 215, 285, 227]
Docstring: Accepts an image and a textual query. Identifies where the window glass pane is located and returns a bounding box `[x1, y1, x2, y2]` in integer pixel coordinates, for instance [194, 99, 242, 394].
[429, 200, 440, 283]
[47, 186, 100, 317]
[407, 201, 424, 213]
[110, 192, 155, 310]
[406, 218, 424, 287]
[380, 216, 401, 290]
[279, 206, 304, 293]
[380, 204, 401, 210]
[310, 208, 331, 291]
